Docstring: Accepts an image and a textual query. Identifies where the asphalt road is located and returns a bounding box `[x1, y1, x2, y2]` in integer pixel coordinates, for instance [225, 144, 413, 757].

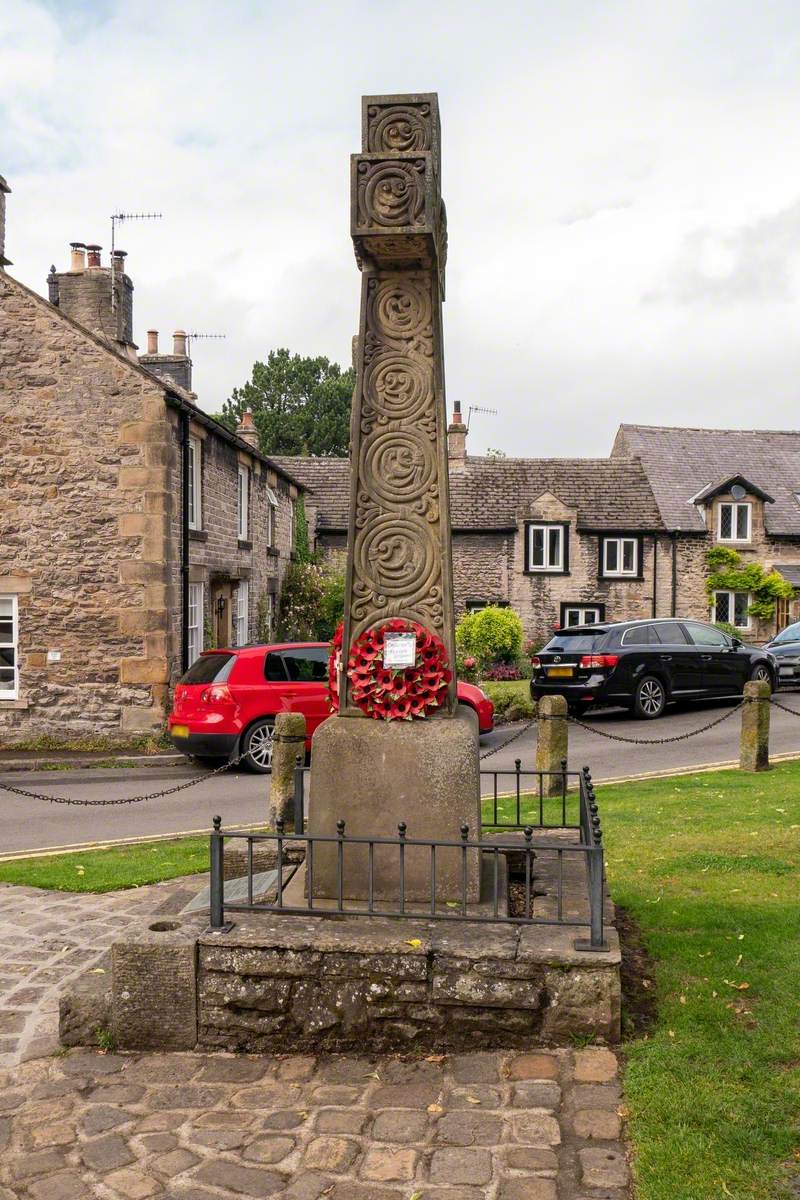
[2, 697, 799, 857]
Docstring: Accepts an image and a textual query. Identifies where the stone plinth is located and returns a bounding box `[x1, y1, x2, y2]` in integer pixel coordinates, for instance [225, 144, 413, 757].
[111, 917, 201, 1050]
[308, 706, 481, 902]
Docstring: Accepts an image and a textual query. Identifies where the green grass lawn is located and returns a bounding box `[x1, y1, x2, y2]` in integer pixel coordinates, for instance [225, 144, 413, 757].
[480, 678, 533, 716]
[0, 837, 209, 892]
[487, 763, 800, 1200]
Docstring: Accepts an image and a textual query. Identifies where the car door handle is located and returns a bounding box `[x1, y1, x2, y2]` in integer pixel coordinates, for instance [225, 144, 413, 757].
[700, 654, 712, 660]
[659, 655, 672, 661]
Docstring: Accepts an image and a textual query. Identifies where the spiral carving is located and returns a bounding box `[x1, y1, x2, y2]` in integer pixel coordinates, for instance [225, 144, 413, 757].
[354, 514, 440, 601]
[358, 160, 425, 229]
[368, 276, 432, 342]
[361, 428, 437, 506]
[363, 352, 432, 422]
[367, 104, 431, 152]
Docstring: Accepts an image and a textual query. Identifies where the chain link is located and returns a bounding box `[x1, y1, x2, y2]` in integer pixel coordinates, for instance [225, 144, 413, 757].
[1, 693, 796, 805]
[0, 748, 250, 806]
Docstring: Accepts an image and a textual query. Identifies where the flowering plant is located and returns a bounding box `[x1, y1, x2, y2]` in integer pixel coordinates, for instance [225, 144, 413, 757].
[328, 618, 451, 721]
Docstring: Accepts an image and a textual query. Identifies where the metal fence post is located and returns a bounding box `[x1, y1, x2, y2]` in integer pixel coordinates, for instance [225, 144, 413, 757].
[575, 844, 609, 952]
[293, 753, 305, 834]
[207, 816, 233, 933]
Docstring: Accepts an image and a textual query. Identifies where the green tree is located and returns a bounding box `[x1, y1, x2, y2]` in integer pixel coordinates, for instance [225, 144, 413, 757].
[219, 349, 353, 457]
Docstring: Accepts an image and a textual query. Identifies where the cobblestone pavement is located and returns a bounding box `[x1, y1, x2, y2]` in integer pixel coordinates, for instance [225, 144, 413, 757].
[0, 878, 203, 1068]
[0, 1045, 629, 1199]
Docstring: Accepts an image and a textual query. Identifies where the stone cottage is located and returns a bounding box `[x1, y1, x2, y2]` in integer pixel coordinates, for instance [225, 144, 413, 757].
[277, 404, 800, 645]
[0, 182, 302, 744]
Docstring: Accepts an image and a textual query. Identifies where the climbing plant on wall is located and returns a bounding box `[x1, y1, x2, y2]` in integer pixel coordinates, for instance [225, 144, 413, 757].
[705, 547, 794, 623]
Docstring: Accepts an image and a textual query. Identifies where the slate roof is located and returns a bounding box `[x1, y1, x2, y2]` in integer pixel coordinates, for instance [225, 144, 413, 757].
[615, 425, 800, 535]
[272, 455, 664, 532]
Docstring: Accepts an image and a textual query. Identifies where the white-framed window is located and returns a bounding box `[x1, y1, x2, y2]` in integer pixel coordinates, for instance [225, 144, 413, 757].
[602, 536, 639, 577]
[714, 590, 751, 630]
[718, 501, 751, 542]
[236, 580, 249, 646]
[526, 523, 566, 573]
[188, 436, 202, 530]
[0, 595, 19, 700]
[188, 583, 204, 664]
[266, 486, 279, 546]
[563, 605, 603, 627]
[237, 466, 250, 541]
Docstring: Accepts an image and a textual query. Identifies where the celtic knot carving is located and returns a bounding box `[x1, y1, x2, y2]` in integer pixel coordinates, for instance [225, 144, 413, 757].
[357, 159, 425, 229]
[367, 103, 432, 152]
[368, 275, 432, 346]
[363, 351, 432, 422]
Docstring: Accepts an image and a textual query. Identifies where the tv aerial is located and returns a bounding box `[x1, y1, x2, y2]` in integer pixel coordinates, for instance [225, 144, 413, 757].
[186, 332, 227, 357]
[109, 210, 162, 309]
[467, 405, 497, 431]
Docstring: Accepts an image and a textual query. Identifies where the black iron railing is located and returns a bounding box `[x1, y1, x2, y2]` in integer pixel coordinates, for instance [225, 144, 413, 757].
[207, 765, 608, 950]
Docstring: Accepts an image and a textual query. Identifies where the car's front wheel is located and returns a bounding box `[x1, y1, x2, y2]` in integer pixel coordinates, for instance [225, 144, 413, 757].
[632, 675, 667, 719]
[241, 719, 275, 773]
[749, 663, 774, 691]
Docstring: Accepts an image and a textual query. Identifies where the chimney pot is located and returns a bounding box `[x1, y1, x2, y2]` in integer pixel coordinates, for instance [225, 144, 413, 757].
[70, 242, 86, 271]
[173, 329, 187, 357]
[236, 410, 260, 450]
[448, 399, 467, 466]
[146, 330, 159, 355]
[112, 249, 127, 274]
[86, 244, 102, 268]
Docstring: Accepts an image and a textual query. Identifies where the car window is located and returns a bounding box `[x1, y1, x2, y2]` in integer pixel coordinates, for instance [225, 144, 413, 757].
[542, 632, 607, 653]
[684, 621, 729, 648]
[621, 625, 658, 645]
[279, 647, 329, 682]
[653, 622, 690, 645]
[772, 621, 800, 645]
[264, 653, 288, 682]
[181, 653, 235, 684]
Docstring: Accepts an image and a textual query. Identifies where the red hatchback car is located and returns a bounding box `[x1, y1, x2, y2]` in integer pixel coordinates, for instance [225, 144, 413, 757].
[168, 642, 494, 773]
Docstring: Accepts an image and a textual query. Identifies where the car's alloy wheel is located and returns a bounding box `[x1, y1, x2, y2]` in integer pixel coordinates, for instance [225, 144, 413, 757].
[750, 664, 773, 689]
[242, 719, 275, 773]
[633, 676, 666, 719]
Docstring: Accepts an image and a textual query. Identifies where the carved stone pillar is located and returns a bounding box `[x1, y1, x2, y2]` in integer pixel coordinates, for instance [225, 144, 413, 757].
[309, 94, 481, 903]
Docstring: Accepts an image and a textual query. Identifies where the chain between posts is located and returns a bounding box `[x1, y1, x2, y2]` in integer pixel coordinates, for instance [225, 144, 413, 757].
[1, 695, 798, 806]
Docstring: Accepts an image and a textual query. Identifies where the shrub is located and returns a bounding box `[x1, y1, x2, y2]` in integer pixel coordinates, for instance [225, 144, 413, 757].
[277, 562, 344, 642]
[455, 606, 524, 669]
[456, 652, 479, 684]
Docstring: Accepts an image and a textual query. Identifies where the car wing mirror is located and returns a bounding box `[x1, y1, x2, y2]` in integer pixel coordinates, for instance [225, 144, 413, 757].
[731, 637, 742, 648]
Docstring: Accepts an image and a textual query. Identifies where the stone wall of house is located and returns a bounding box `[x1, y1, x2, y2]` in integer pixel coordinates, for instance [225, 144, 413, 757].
[451, 533, 510, 613]
[165, 422, 296, 680]
[0, 273, 171, 743]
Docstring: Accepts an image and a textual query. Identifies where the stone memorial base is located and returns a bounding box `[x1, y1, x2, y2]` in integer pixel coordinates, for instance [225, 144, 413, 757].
[307, 707, 482, 903]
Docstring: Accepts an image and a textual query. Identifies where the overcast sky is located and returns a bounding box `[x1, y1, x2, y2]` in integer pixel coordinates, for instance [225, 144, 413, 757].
[3, 0, 800, 456]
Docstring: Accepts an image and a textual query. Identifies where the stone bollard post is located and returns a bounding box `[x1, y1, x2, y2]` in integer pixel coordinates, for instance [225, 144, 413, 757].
[269, 711, 307, 828]
[740, 680, 771, 772]
[536, 694, 569, 797]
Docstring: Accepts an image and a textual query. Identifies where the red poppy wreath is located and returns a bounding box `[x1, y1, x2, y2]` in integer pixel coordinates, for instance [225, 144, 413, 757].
[328, 618, 451, 720]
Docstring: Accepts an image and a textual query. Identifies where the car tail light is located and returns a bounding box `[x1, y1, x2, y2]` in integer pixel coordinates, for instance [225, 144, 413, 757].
[200, 684, 234, 705]
[530, 656, 541, 667]
[579, 654, 619, 669]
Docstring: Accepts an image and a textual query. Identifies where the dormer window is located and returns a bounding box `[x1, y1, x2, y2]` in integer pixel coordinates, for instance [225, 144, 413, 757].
[718, 501, 751, 543]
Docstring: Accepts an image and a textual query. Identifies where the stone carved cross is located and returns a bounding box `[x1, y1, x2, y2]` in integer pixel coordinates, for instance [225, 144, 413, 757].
[342, 93, 456, 715]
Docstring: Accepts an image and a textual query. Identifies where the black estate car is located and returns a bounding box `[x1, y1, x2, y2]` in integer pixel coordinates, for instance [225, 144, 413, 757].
[765, 620, 800, 687]
[530, 618, 776, 719]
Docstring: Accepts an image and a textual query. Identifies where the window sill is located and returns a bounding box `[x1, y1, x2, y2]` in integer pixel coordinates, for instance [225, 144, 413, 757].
[266, 546, 279, 558]
[599, 573, 644, 582]
[189, 528, 208, 542]
[237, 539, 253, 551]
[524, 568, 569, 576]
[0, 699, 28, 710]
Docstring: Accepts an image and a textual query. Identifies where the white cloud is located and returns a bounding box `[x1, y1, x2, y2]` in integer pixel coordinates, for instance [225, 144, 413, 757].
[2, 0, 800, 450]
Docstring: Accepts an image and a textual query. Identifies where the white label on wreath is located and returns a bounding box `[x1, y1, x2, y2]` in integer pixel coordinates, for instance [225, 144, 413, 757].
[383, 632, 417, 669]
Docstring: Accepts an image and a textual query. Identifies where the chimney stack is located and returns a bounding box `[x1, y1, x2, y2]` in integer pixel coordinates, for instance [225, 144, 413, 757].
[447, 399, 467, 469]
[139, 327, 192, 391]
[48, 241, 135, 353]
[236, 410, 260, 450]
[0, 176, 11, 268]
[70, 242, 86, 271]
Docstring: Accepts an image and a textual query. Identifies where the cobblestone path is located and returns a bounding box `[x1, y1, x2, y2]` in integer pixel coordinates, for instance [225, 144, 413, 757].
[0, 1046, 629, 1199]
[0, 878, 203, 1067]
